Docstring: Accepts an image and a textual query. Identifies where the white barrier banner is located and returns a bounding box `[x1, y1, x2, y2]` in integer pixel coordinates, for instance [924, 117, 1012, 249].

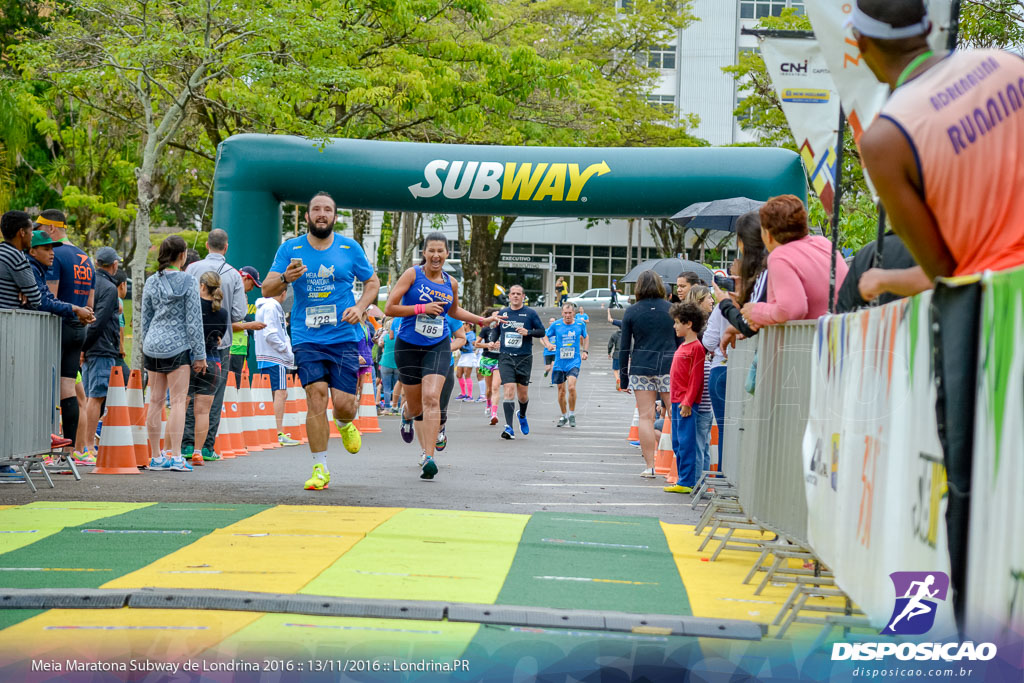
[967, 268, 1024, 639]
[759, 37, 841, 213]
[805, 293, 953, 632]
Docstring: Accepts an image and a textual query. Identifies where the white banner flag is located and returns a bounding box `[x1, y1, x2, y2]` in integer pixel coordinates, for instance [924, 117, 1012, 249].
[803, 0, 954, 145]
[760, 37, 841, 213]
[804, 294, 954, 633]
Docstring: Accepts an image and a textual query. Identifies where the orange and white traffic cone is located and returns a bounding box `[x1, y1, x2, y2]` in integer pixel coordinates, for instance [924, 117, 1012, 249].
[93, 367, 140, 475]
[255, 374, 279, 449]
[294, 375, 309, 443]
[126, 369, 148, 468]
[327, 393, 340, 440]
[212, 403, 233, 460]
[223, 374, 245, 457]
[710, 424, 719, 472]
[655, 416, 676, 484]
[626, 407, 639, 442]
[282, 374, 304, 444]
[353, 371, 381, 434]
[238, 370, 263, 452]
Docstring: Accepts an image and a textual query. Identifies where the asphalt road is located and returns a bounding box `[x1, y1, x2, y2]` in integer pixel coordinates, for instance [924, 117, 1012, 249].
[0, 309, 701, 524]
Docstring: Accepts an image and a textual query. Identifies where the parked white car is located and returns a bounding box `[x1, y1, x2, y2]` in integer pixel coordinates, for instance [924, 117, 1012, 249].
[566, 288, 624, 309]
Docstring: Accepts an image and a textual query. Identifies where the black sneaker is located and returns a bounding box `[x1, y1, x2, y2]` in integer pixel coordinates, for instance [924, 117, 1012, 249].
[400, 410, 415, 444]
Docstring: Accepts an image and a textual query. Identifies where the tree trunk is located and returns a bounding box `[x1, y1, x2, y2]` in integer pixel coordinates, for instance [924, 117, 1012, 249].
[461, 215, 516, 314]
[399, 212, 417, 271]
[130, 151, 157, 371]
[456, 214, 467, 261]
[626, 218, 634, 275]
[385, 211, 400, 291]
[351, 209, 370, 250]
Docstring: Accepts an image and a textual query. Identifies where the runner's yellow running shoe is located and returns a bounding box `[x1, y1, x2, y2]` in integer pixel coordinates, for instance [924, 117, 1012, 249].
[335, 420, 361, 454]
[304, 463, 330, 490]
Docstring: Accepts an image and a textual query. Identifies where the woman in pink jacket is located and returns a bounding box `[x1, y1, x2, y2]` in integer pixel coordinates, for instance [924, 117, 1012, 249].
[741, 195, 848, 328]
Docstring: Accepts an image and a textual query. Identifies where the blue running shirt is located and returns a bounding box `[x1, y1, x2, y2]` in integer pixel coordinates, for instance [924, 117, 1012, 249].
[397, 266, 454, 347]
[47, 242, 94, 307]
[546, 320, 588, 372]
[270, 233, 374, 346]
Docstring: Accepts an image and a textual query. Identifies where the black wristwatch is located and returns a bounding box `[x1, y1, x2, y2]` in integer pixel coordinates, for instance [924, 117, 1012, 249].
[281, 272, 289, 284]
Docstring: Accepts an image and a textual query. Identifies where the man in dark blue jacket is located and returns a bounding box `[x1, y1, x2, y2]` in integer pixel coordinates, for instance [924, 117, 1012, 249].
[81, 246, 123, 454]
[27, 231, 93, 325]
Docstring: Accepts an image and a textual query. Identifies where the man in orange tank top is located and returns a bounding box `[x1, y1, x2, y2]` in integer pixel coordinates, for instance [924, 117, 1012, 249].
[851, 0, 1024, 632]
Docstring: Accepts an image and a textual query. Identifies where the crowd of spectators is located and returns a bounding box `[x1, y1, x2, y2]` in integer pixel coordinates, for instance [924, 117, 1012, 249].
[0, 210, 302, 474]
[617, 194, 848, 494]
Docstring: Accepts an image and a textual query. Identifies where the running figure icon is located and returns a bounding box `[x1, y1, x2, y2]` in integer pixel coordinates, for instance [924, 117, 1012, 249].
[887, 574, 938, 632]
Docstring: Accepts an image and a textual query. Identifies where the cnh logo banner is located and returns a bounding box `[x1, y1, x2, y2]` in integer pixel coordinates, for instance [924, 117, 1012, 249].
[882, 571, 949, 636]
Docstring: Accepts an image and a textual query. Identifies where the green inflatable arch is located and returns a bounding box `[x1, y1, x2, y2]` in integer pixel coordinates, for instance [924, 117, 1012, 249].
[215, 134, 807, 275]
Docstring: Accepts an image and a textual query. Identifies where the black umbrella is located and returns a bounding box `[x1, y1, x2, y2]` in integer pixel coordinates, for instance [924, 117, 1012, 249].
[619, 258, 714, 286]
[670, 197, 765, 232]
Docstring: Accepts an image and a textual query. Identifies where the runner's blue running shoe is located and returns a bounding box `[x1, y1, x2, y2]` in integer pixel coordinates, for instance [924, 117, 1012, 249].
[420, 456, 438, 479]
[517, 411, 530, 436]
[501, 425, 515, 440]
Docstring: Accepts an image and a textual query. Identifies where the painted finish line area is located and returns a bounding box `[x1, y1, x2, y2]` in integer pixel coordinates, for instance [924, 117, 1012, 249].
[0, 501, 841, 679]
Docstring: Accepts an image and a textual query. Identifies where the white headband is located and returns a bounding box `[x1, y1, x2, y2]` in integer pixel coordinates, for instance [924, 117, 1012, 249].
[847, 6, 931, 39]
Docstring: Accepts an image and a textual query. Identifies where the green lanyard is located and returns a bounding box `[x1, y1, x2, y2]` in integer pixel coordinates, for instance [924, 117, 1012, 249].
[896, 50, 934, 89]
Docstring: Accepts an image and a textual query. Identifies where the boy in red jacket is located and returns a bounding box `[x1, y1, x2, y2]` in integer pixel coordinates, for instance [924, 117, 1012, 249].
[665, 302, 707, 494]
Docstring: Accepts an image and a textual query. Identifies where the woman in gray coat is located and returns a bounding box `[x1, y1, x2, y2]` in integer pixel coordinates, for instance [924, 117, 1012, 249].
[141, 235, 207, 472]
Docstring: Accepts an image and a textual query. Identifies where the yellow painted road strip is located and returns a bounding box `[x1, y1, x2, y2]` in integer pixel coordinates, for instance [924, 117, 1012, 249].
[0, 502, 152, 555]
[103, 505, 400, 593]
[299, 508, 530, 604]
[0, 609, 260, 665]
[219, 509, 531, 663]
[210, 614, 479, 664]
[660, 522, 852, 649]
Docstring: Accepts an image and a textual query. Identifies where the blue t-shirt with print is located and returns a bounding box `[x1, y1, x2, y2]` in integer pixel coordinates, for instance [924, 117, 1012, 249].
[446, 314, 464, 367]
[270, 233, 374, 346]
[46, 242, 94, 308]
[545, 320, 588, 372]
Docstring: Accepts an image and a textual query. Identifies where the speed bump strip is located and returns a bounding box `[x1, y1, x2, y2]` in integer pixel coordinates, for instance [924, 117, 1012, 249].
[0, 588, 764, 641]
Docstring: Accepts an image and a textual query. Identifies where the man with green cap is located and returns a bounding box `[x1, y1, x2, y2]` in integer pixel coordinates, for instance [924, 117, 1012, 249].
[27, 230, 93, 325]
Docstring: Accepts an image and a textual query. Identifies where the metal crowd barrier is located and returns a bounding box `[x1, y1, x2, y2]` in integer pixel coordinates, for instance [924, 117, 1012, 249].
[0, 309, 60, 470]
[741, 322, 815, 546]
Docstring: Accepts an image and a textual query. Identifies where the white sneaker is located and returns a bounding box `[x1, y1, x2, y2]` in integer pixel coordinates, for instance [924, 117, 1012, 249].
[418, 451, 428, 466]
[640, 467, 656, 478]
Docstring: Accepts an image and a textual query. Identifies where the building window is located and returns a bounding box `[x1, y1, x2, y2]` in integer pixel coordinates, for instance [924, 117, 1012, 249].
[646, 46, 676, 70]
[513, 243, 532, 254]
[618, 0, 633, 14]
[646, 94, 675, 116]
[740, 1, 801, 19]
